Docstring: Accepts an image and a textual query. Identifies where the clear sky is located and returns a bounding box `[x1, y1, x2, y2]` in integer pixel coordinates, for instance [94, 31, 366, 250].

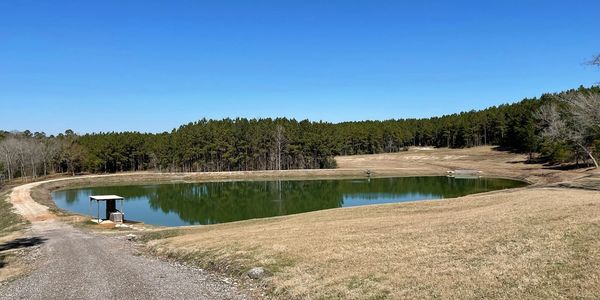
[1, 0, 599, 134]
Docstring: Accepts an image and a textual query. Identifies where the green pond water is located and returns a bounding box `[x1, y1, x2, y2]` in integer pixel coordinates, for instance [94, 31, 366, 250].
[51, 176, 527, 227]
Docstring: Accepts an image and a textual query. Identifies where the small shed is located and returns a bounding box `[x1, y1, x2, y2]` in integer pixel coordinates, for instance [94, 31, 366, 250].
[90, 195, 125, 223]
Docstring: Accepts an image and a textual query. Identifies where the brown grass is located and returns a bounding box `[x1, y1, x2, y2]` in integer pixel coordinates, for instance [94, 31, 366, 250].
[336, 146, 586, 185]
[141, 147, 599, 299]
[16, 146, 600, 299]
[0, 190, 26, 237]
[0, 189, 28, 282]
[146, 188, 600, 299]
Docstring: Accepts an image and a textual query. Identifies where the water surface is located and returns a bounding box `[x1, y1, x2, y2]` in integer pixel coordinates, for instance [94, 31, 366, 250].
[52, 176, 526, 226]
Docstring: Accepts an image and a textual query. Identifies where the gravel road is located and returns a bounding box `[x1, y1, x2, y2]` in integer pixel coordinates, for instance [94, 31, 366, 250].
[0, 180, 253, 300]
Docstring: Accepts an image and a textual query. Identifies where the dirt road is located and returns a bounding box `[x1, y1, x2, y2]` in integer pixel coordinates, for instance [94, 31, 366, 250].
[1, 147, 597, 299]
[0, 180, 252, 300]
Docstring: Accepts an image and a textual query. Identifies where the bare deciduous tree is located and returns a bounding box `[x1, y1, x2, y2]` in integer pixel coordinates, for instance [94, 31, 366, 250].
[274, 125, 286, 170]
[589, 53, 600, 85]
[536, 92, 600, 168]
[0, 133, 66, 181]
[589, 53, 600, 67]
[563, 92, 600, 135]
[41, 139, 60, 176]
[0, 137, 19, 180]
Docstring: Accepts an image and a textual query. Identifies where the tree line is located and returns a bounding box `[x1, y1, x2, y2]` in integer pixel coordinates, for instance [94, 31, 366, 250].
[537, 87, 600, 167]
[0, 129, 84, 181]
[1, 85, 599, 182]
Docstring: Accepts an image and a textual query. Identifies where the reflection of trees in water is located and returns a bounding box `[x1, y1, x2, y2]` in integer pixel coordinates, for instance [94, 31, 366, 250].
[344, 176, 517, 200]
[60, 177, 525, 225]
[62, 189, 93, 204]
[143, 180, 346, 224]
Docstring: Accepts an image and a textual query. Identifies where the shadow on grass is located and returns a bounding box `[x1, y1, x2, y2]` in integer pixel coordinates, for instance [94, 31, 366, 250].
[543, 163, 595, 171]
[0, 236, 46, 269]
[491, 145, 522, 153]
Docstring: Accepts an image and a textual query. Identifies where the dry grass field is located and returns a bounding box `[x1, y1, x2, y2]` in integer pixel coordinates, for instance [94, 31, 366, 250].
[0, 190, 28, 282]
[140, 147, 600, 299]
[7, 146, 599, 298]
[148, 188, 600, 299]
[336, 146, 582, 184]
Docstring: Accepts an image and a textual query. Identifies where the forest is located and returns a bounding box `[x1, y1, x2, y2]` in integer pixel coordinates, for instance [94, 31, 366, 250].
[1, 85, 599, 182]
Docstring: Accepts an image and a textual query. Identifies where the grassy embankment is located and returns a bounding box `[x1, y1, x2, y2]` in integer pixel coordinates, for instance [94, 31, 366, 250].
[22, 146, 600, 299]
[0, 189, 26, 237]
[0, 188, 29, 281]
[142, 187, 600, 299]
[138, 147, 600, 299]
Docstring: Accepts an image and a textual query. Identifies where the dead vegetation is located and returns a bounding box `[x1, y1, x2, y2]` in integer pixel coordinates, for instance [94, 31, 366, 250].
[0, 189, 29, 282]
[0, 190, 26, 237]
[147, 187, 600, 299]
[11, 146, 600, 299]
[335, 146, 588, 185]
[141, 147, 599, 299]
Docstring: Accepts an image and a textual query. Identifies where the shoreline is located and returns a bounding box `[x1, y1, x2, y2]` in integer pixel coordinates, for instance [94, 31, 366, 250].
[8, 145, 594, 232]
[47, 173, 531, 228]
[3, 146, 599, 299]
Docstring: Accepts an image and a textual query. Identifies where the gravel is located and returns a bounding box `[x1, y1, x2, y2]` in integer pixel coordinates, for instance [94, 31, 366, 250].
[0, 220, 253, 300]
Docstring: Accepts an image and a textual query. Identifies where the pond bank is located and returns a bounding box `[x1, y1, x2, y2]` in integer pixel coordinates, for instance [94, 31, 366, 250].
[51, 176, 527, 227]
[3, 146, 599, 299]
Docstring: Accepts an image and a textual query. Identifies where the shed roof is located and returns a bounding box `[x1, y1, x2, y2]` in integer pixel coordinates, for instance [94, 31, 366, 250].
[90, 195, 124, 201]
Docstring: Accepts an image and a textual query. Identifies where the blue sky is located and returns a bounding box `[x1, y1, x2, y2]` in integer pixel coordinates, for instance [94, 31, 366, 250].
[1, 0, 599, 134]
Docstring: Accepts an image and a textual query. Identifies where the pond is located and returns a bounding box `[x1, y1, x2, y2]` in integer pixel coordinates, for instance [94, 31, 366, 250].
[52, 176, 527, 227]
